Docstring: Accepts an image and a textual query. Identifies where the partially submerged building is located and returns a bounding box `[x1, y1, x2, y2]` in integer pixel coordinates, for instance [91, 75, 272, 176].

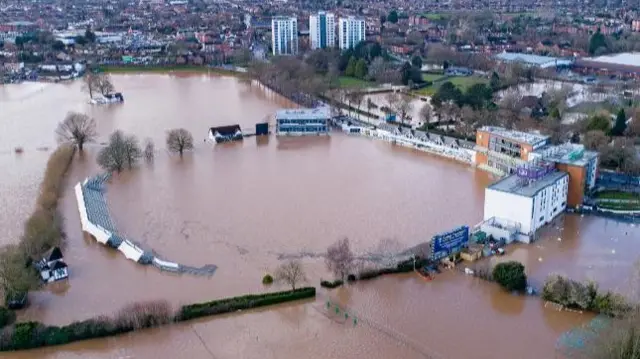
[209, 125, 243, 143]
[483, 163, 569, 241]
[35, 247, 69, 283]
[275, 107, 330, 136]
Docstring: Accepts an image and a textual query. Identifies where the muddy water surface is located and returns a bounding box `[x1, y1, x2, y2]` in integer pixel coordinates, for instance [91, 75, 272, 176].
[1, 74, 638, 359]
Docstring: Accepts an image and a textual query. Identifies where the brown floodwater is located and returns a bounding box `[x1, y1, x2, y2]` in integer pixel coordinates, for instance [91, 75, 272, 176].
[1, 74, 639, 359]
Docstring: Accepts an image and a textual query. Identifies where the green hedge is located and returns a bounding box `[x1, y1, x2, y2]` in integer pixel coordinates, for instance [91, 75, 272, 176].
[178, 287, 316, 321]
[320, 257, 430, 288]
[0, 288, 316, 351]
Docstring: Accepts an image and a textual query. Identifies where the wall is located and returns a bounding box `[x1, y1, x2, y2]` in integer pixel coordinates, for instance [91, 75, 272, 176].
[483, 189, 533, 233]
[556, 163, 586, 207]
[530, 174, 568, 232]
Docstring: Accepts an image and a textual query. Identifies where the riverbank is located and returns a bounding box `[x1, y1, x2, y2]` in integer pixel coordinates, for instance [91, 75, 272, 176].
[0, 287, 315, 351]
[3, 144, 76, 307]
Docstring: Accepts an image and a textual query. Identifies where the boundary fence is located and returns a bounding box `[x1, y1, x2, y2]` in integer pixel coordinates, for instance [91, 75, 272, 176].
[75, 174, 217, 276]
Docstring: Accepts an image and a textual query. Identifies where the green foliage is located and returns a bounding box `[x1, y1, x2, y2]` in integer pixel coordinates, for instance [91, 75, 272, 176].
[387, 10, 398, 23]
[0, 307, 15, 328]
[354, 58, 367, 79]
[262, 274, 274, 285]
[611, 108, 627, 136]
[542, 275, 631, 316]
[411, 55, 423, 69]
[589, 29, 607, 55]
[490, 71, 500, 90]
[464, 83, 493, 110]
[52, 41, 65, 51]
[586, 113, 612, 133]
[320, 280, 344, 288]
[344, 56, 357, 77]
[178, 288, 316, 321]
[492, 261, 527, 292]
[84, 29, 96, 43]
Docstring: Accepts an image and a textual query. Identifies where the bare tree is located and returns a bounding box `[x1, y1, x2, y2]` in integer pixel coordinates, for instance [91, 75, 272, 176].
[326, 238, 354, 281]
[97, 74, 115, 95]
[583, 130, 609, 150]
[351, 92, 364, 120]
[0, 245, 39, 302]
[83, 72, 114, 98]
[143, 138, 155, 162]
[420, 103, 433, 125]
[55, 112, 97, 151]
[166, 128, 194, 157]
[97, 130, 142, 173]
[275, 260, 306, 290]
[392, 95, 413, 125]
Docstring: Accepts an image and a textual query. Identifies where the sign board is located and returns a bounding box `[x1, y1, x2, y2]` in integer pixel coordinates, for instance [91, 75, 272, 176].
[430, 226, 470, 261]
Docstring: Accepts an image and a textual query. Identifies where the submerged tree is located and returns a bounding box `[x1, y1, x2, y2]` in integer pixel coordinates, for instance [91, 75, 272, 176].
[326, 238, 355, 281]
[97, 130, 142, 172]
[143, 138, 155, 162]
[166, 128, 194, 157]
[83, 72, 114, 98]
[275, 260, 306, 290]
[55, 112, 97, 151]
[0, 245, 39, 304]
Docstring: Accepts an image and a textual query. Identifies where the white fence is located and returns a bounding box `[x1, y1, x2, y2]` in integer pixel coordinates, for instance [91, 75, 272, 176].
[358, 127, 476, 164]
[75, 177, 216, 276]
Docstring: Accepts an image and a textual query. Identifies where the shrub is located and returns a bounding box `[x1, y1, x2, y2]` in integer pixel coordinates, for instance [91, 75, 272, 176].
[262, 274, 273, 285]
[113, 301, 174, 330]
[0, 308, 15, 328]
[542, 274, 632, 316]
[320, 280, 343, 289]
[492, 261, 527, 292]
[178, 288, 316, 321]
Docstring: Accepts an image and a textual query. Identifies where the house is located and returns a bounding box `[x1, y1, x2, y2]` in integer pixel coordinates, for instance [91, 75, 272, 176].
[35, 247, 69, 283]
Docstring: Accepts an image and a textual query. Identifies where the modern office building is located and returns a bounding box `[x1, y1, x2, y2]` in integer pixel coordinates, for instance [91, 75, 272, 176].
[275, 107, 330, 136]
[475, 126, 550, 176]
[338, 16, 365, 50]
[483, 162, 569, 237]
[532, 143, 599, 207]
[271, 16, 298, 55]
[309, 12, 335, 49]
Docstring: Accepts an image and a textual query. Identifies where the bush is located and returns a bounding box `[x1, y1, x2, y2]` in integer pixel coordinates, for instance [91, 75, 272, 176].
[492, 261, 527, 292]
[0, 308, 15, 328]
[543, 274, 632, 316]
[178, 288, 316, 321]
[320, 280, 343, 288]
[262, 274, 273, 285]
[112, 301, 174, 330]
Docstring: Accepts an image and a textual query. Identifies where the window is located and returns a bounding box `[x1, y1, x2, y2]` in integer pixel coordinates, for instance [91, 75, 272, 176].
[539, 216, 544, 222]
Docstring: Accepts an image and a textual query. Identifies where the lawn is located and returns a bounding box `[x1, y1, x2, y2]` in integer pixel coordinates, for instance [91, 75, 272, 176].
[338, 76, 374, 89]
[594, 190, 640, 211]
[413, 75, 488, 97]
[422, 73, 445, 82]
[422, 13, 448, 20]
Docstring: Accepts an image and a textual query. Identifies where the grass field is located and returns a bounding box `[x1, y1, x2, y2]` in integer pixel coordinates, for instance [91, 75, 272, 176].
[338, 76, 374, 88]
[413, 75, 488, 97]
[594, 190, 640, 211]
[422, 13, 448, 20]
[422, 73, 445, 82]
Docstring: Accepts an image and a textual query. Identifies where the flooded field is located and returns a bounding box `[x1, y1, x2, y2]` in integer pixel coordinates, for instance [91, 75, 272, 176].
[1, 74, 638, 359]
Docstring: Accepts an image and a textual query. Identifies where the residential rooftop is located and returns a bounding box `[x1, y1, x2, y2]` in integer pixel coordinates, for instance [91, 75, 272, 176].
[494, 52, 574, 68]
[479, 126, 549, 146]
[536, 143, 598, 167]
[488, 170, 568, 198]
[275, 107, 330, 121]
